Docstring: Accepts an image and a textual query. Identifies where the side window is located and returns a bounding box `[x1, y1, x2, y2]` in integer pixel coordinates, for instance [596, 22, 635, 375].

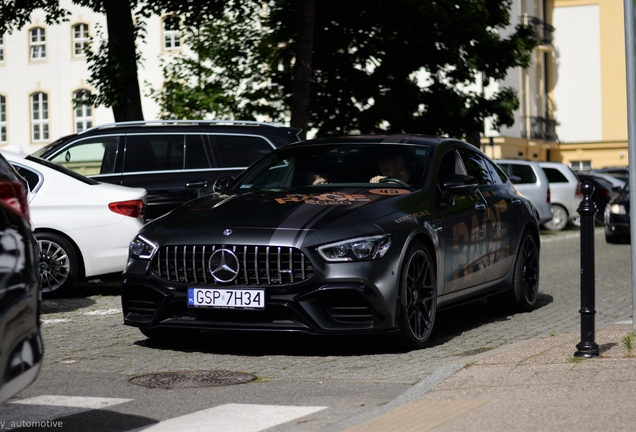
[542, 167, 568, 183]
[214, 135, 275, 168]
[185, 135, 212, 169]
[50, 136, 121, 176]
[124, 135, 185, 173]
[499, 163, 536, 184]
[437, 150, 467, 187]
[483, 158, 507, 185]
[13, 165, 42, 194]
[458, 148, 493, 185]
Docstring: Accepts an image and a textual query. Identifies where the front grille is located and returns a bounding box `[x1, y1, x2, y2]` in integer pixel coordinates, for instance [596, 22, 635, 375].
[152, 245, 314, 286]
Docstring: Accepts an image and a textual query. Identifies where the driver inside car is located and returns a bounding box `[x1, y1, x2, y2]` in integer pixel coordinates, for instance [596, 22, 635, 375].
[370, 154, 411, 184]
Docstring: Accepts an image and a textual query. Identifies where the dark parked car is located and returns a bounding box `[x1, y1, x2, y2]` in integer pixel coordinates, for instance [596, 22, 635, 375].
[592, 166, 629, 183]
[33, 121, 302, 220]
[0, 154, 43, 403]
[604, 181, 630, 243]
[575, 173, 618, 226]
[121, 135, 541, 350]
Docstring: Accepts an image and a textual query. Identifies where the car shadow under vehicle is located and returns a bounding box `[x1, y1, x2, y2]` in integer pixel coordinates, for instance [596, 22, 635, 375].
[133, 292, 554, 356]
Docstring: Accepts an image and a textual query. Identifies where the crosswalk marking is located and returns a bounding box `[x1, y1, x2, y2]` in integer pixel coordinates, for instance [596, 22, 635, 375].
[0, 396, 326, 432]
[128, 403, 327, 432]
[0, 396, 133, 429]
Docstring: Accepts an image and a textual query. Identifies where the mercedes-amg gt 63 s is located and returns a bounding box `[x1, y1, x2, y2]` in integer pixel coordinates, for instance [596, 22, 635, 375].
[121, 135, 541, 350]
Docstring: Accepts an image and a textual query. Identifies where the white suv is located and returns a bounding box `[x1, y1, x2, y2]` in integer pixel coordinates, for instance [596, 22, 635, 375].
[496, 159, 553, 225]
[539, 162, 582, 230]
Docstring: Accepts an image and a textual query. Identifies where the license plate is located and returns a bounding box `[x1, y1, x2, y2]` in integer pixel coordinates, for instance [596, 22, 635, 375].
[187, 288, 265, 309]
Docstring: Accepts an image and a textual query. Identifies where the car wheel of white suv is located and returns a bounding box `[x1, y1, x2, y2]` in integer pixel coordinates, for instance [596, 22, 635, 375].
[543, 204, 568, 231]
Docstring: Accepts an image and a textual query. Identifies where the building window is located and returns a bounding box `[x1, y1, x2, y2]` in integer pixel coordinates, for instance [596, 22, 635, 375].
[0, 95, 6, 143]
[73, 89, 93, 132]
[0, 34, 4, 63]
[72, 23, 89, 57]
[162, 15, 181, 51]
[30, 27, 46, 60]
[570, 160, 592, 171]
[31, 92, 49, 142]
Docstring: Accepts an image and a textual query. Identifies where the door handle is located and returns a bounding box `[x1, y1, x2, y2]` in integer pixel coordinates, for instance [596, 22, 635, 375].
[511, 198, 522, 207]
[186, 180, 208, 188]
[474, 202, 486, 212]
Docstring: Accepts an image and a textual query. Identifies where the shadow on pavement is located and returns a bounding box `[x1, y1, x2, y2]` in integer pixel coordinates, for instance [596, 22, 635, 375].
[131, 292, 554, 357]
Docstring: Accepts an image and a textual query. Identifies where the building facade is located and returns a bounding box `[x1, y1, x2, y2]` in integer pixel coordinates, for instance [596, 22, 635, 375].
[484, 0, 629, 170]
[0, 1, 179, 152]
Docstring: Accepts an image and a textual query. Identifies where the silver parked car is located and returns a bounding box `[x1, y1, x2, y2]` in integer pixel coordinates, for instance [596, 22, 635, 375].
[539, 162, 582, 230]
[496, 159, 553, 225]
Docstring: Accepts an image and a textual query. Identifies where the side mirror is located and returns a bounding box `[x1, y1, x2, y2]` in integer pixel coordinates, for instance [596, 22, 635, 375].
[212, 176, 235, 192]
[442, 174, 479, 194]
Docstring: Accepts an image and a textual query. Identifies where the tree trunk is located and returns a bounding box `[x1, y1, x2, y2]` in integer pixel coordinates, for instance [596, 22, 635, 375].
[103, 0, 144, 121]
[290, 0, 314, 140]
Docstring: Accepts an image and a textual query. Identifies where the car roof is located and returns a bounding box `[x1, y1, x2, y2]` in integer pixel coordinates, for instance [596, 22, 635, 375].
[76, 120, 301, 137]
[289, 134, 449, 147]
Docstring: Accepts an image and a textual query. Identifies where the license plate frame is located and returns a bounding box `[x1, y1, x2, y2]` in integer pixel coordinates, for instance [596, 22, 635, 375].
[187, 287, 265, 310]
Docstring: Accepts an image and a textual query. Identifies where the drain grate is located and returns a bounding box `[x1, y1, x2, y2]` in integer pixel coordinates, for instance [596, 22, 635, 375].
[129, 370, 257, 389]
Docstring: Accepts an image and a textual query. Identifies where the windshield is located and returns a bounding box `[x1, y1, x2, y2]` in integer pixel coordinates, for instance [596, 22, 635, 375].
[235, 143, 430, 190]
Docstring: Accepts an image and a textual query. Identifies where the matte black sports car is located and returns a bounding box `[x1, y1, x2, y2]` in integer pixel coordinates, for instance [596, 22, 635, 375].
[122, 135, 541, 350]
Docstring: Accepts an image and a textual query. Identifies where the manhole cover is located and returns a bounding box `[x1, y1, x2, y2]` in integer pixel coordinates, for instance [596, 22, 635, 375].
[129, 370, 257, 389]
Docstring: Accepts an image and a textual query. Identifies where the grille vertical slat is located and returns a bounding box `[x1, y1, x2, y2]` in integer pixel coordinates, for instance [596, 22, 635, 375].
[191, 246, 197, 284]
[152, 244, 313, 286]
[254, 246, 260, 285]
[265, 247, 271, 284]
[182, 246, 188, 283]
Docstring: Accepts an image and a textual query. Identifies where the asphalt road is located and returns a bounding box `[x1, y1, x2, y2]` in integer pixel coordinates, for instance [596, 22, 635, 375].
[1, 226, 632, 431]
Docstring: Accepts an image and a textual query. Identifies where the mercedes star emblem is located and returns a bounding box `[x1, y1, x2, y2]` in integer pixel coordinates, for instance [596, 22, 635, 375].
[208, 249, 240, 283]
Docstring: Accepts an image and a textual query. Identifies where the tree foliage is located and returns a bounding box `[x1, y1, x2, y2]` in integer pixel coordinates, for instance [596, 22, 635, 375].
[262, 0, 538, 138]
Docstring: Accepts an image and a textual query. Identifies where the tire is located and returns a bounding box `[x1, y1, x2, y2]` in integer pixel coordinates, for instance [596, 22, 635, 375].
[605, 233, 620, 244]
[543, 204, 568, 231]
[393, 241, 437, 351]
[140, 327, 200, 344]
[511, 233, 540, 312]
[35, 232, 79, 297]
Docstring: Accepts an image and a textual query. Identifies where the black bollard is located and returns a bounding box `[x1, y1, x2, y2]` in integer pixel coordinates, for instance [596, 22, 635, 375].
[574, 182, 599, 358]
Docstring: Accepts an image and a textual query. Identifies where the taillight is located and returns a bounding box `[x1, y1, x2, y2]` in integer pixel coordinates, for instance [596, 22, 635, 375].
[108, 199, 145, 219]
[575, 182, 582, 197]
[546, 187, 551, 203]
[0, 180, 30, 220]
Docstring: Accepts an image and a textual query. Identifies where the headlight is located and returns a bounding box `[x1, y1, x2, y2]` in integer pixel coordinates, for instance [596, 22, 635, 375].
[609, 204, 627, 215]
[316, 234, 391, 262]
[129, 235, 157, 260]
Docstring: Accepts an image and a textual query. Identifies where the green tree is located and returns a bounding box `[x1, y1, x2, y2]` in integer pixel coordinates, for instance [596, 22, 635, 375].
[264, 0, 538, 139]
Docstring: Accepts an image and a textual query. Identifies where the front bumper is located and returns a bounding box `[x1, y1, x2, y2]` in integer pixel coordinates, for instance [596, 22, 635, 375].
[122, 257, 401, 335]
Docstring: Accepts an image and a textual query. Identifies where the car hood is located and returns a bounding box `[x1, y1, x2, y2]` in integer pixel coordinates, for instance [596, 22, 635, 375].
[154, 187, 418, 233]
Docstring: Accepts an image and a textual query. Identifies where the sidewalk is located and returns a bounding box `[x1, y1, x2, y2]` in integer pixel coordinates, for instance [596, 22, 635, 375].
[341, 324, 636, 432]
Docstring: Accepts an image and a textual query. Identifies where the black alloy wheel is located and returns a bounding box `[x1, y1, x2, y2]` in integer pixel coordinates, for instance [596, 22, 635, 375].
[512, 232, 540, 312]
[395, 241, 437, 350]
[35, 232, 79, 297]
